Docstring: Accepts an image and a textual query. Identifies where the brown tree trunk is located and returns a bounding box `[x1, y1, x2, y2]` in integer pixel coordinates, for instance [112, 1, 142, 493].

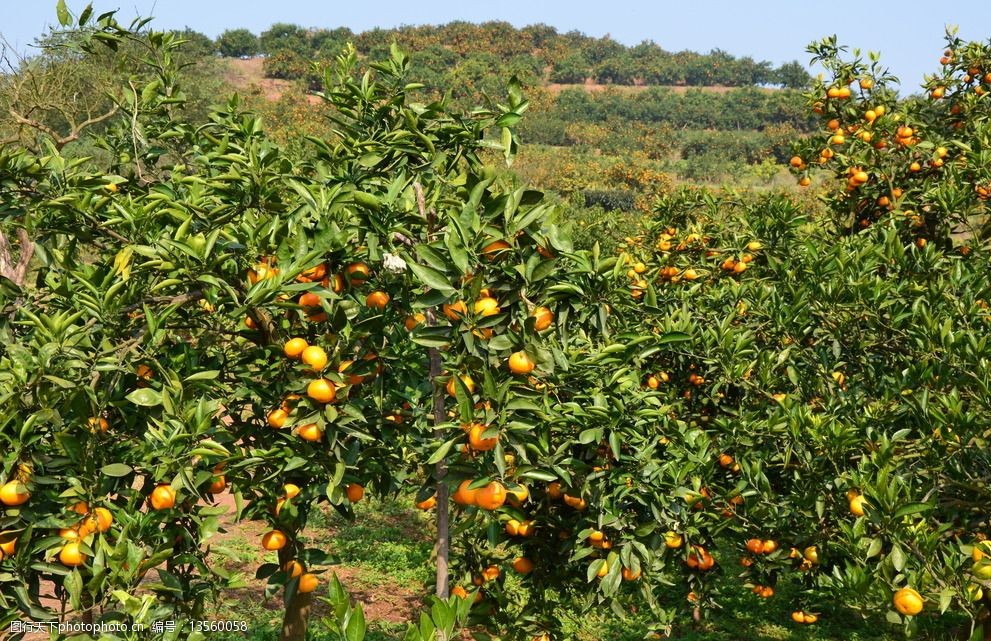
[278, 546, 312, 641]
[430, 344, 450, 599]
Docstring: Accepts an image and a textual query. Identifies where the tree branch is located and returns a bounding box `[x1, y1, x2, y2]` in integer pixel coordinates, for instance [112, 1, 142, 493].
[0, 227, 34, 286]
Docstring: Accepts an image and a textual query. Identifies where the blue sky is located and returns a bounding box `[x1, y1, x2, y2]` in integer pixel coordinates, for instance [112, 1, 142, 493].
[3, 1, 991, 89]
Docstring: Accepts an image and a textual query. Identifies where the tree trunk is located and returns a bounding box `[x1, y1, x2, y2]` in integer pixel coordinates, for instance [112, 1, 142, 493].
[430, 344, 450, 600]
[278, 547, 312, 641]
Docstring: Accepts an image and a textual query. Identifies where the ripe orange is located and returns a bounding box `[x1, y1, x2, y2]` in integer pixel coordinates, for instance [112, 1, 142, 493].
[261, 530, 288, 551]
[508, 484, 529, 504]
[297, 423, 323, 442]
[452, 480, 479, 506]
[416, 495, 437, 510]
[59, 542, 86, 567]
[306, 378, 337, 404]
[622, 567, 641, 581]
[301, 346, 328, 372]
[746, 538, 764, 554]
[345, 262, 370, 286]
[208, 475, 227, 494]
[718, 453, 734, 468]
[791, 611, 806, 624]
[762, 539, 779, 554]
[267, 408, 289, 429]
[664, 531, 683, 548]
[284, 560, 305, 578]
[482, 564, 501, 582]
[547, 482, 563, 500]
[481, 239, 511, 258]
[517, 520, 535, 537]
[512, 557, 534, 574]
[298, 573, 319, 593]
[59, 528, 79, 541]
[452, 585, 469, 599]
[563, 494, 587, 510]
[893, 587, 924, 616]
[149, 484, 176, 510]
[366, 290, 390, 309]
[0, 481, 30, 506]
[468, 423, 498, 451]
[446, 374, 476, 397]
[474, 296, 501, 317]
[299, 292, 321, 308]
[849, 494, 867, 517]
[284, 338, 309, 359]
[283, 483, 301, 499]
[298, 262, 327, 283]
[531, 306, 554, 331]
[0, 536, 16, 556]
[596, 560, 609, 578]
[338, 360, 364, 385]
[346, 483, 364, 502]
[507, 351, 535, 375]
[474, 481, 507, 510]
[404, 313, 426, 330]
[87, 416, 109, 433]
[91, 507, 112, 533]
[443, 300, 468, 321]
[505, 519, 521, 536]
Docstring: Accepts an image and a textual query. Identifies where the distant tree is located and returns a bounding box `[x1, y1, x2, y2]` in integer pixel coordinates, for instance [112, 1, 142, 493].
[172, 28, 215, 57]
[550, 52, 589, 84]
[216, 28, 258, 57]
[520, 23, 558, 50]
[260, 23, 310, 55]
[776, 60, 812, 88]
[595, 53, 637, 85]
[312, 27, 354, 57]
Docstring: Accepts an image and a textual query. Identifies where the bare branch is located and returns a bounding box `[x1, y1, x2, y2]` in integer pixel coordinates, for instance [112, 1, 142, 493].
[0, 227, 34, 286]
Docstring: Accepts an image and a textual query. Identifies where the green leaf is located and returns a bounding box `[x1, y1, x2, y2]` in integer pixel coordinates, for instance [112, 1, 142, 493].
[893, 502, 934, 519]
[345, 603, 367, 641]
[406, 261, 455, 296]
[101, 463, 133, 477]
[126, 388, 162, 407]
[427, 438, 457, 465]
[56, 0, 71, 26]
[889, 543, 906, 572]
[184, 370, 220, 382]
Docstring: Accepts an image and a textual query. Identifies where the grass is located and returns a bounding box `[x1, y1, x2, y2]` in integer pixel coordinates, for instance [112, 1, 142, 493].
[206, 495, 967, 641]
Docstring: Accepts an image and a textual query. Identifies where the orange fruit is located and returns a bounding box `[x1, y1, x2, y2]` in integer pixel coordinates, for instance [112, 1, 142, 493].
[59, 528, 80, 541]
[452, 585, 469, 599]
[762, 539, 779, 554]
[443, 300, 468, 321]
[505, 519, 521, 536]
[481, 239, 511, 258]
[446, 374, 475, 397]
[307, 379, 337, 404]
[622, 567, 641, 581]
[92, 507, 113, 532]
[59, 542, 86, 567]
[849, 494, 867, 517]
[664, 531, 683, 548]
[563, 494, 587, 510]
[507, 351, 535, 375]
[298, 262, 327, 283]
[804, 614, 818, 624]
[87, 416, 109, 433]
[746, 538, 764, 554]
[416, 495, 437, 510]
[366, 290, 390, 309]
[547, 482, 563, 500]
[404, 313, 426, 330]
[284, 560, 305, 578]
[298, 573, 319, 593]
[345, 262, 370, 286]
[346, 483, 364, 502]
[267, 408, 289, 429]
[474, 296, 501, 317]
[452, 480, 479, 506]
[297, 423, 323, 442]
[149, 484, 176, 510]
[284, 338, 309, 359]
[474, 481, 507, 510]
[508, 484, 529, 504]
[791, 611, 806, 624]
[208, 475, 227, 494]
[596, 560, 609, 578]
[893, 587, 924, 616]
[719, 453, 734, 468]
[531, 306, 554, 331]
[0, 481, 30, 506]
[468, 423, 498, 451]
[0, 536, 16, 557]
[283, 483, 301, 499]
[338, 360, 364, 385]
[299, 292, 322, 308]
[512, 557, 535, 574]
[517, 520, 535, 537]
[261, 530, 288, 551]
[482, 564, 501, 582]
[301, 346, 328, 372]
